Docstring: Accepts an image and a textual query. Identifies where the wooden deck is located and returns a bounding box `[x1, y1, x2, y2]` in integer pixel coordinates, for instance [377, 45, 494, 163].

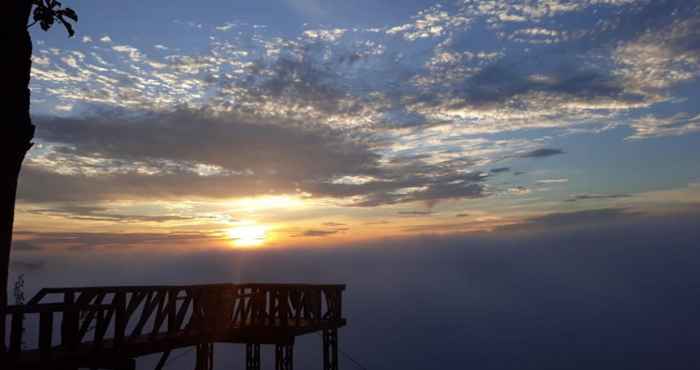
[2, 284, 346, 370]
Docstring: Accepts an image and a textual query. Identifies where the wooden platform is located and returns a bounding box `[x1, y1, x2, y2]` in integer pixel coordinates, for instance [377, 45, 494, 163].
[1, 284, 346, 370]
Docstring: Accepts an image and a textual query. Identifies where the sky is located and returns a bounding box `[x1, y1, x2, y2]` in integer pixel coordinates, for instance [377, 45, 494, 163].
[15, 0, 700, 251]
[8, 0, 700, 368]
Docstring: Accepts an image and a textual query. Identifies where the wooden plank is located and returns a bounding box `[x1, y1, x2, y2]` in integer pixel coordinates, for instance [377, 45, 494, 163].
[78, 292, 106, 340]
[130, 291, 163, 337]
[154, 350, 171, 370]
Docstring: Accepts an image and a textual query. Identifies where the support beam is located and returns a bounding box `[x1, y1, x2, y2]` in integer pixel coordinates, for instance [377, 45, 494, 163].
[275, 343, 294, 370]
[245, 343, 261, 370]
[154, 350, 171, 370]
[322, 329, 339, 370]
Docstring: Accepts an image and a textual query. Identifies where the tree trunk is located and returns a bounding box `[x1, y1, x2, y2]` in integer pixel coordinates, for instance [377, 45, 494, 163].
[1, 0, 35, 346]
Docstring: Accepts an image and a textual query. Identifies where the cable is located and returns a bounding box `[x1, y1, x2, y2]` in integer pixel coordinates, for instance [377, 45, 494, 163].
[316, 332, 369, 370]
[164, 347, 195, 368]
[338, 346, 369, 370]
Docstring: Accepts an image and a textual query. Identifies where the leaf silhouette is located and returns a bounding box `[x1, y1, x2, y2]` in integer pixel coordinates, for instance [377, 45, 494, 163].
[28, 0, 78, 37]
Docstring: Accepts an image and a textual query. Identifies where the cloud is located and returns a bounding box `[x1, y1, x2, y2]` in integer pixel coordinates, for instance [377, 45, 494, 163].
[398, 211, 433, 216]
[505, 208, 636, 232]
[322, 222, 347, 227]
[507, 186, 530, 195]
[537, 178, 569, 184]
[27, 107, 493, 206]
[23, 0, 700, 213]
[10, 260, 45, 272]
[613, 14, 700, 94]
[215, 22, 236, 32]
[12, 240, 43, 251]
[387, 5, 470, 41]
[460, 0, 645, 26]
[628, 113, 700, 140]
[490, 167, 510, 174]
[518, 148, 565, 158]
[14, 230, 216, 250]
[565, 193, 631, 202]
[303, 28, 347, 42]
[29, 107, 378, 193]
[26, 205, 196, 223]
[293, 229, 346, 238]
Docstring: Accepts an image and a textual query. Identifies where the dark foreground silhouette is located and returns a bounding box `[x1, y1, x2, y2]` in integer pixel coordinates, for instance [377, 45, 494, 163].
[1, 0, 77, 340]
[3, 283, 345, 370]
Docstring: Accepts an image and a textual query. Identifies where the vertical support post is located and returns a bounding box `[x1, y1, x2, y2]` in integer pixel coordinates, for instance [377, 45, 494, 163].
[114, 291, 127, 349]
[195, 343, 212, 370]
[245, 343, 260, 370]
[322, 328, 338, 370]
[208, 343, 214, 370]
[275, 343, 294, 370]
[167, 289, 177, 335]
[61, 291, 79, 351]
[9, 311, 23, 360]
[39, 311, 53, 362]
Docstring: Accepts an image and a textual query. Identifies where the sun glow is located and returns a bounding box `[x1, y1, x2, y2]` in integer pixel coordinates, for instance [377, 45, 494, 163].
[228, 224, 267, 247]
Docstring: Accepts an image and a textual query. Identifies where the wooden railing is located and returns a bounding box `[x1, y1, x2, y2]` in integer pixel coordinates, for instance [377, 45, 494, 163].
[1, 284, 345, 366]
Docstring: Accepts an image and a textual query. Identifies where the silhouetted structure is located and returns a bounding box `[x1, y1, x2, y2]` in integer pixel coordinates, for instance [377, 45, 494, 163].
[1, 283, 346, 370]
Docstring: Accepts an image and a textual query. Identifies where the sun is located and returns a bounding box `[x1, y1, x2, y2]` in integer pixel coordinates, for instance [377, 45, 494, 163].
[227, 224, 267, 247]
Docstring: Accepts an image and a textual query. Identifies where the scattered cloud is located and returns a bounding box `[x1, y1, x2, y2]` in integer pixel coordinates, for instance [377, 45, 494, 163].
[27, 205, 195, 223]
[537, 178, 569, 184]
[322, 222, 347, 227]
[215, 22, 236, 32]
[387, 5, 470, 41]
[293, 229, 346, 238]
[565, 193, 631, 202]
[10, 260, 45, 272]
[628, 113, 700, 140]
[398, 211, 433, 216]
[14, 230, 216, 250]
[518, 148, 565, 159]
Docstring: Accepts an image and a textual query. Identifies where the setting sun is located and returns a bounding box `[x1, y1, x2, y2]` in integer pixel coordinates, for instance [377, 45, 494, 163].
[227, 224, 267, 247]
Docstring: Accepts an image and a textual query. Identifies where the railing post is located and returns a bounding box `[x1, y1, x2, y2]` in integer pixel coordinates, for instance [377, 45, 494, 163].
[314, 289, 322, 323]
[322, 328, 338, 370]
[245, 343, 261, 370]
[114, 291, 127, 348]
[275, 342, 294, 370]
[279, 288, 289, 327]
[336, 288, 343, 320]
[39, 311, 53, 362]
[9, 311, 23, 361]
[167, 289, 177, 334]
[62, 291, 79, 351]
